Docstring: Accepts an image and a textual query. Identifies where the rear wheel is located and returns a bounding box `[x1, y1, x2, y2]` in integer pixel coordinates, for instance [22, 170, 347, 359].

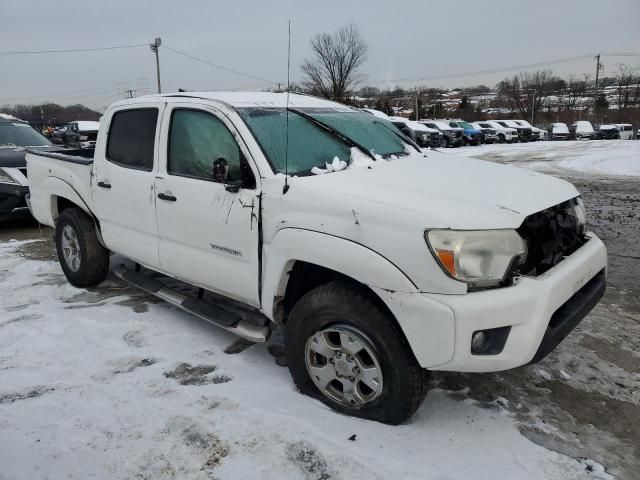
[55, 208, 110, 287]
[285, 281, 429, 425]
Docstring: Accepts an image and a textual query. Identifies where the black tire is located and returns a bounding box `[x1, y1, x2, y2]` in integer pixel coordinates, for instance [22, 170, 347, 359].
[443, 136, 451, 148]
[497, 134, 505, 143]
[285, 280, 429, 425]
[55, 207, 110, 287]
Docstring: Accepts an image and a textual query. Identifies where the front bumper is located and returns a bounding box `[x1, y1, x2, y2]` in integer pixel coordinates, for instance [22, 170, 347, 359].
[375, 233, 607, 371]
[0, 183, 30, 218]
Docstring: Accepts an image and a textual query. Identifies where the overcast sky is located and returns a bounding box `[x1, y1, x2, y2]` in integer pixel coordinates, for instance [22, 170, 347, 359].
[1, 0, 639, 111]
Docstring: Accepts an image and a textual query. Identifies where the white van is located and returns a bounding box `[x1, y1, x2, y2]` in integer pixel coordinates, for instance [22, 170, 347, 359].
[614, 124, 634, 140]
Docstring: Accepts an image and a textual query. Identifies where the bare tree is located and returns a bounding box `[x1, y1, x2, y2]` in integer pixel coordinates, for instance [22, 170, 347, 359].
[497, 70, 564, 123]
[301, 23, 368, 103]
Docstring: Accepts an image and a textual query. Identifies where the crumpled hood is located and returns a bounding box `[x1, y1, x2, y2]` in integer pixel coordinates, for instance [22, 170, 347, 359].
[287, 150, 578, 230]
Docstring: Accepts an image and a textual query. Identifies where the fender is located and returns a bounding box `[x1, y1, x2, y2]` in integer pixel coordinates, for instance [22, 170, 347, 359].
[45, 176, 93, 217]
[261, 228, 418, 321]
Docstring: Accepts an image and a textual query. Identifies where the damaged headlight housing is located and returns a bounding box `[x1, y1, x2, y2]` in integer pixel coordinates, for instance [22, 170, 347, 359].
[0, 168, 18, 184]
[573, 197, 586, 235]
[426, 229, 527, 289]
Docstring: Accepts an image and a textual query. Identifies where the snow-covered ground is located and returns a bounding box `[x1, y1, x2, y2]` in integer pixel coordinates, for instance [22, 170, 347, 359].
[450, 140, 640, 177]
[0, 239, 608, 480]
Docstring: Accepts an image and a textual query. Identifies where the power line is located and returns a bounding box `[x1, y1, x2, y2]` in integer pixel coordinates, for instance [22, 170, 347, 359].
[369, 52, 640, 86]
[0, 44, 148, 55]
[162, 44, 277, 85]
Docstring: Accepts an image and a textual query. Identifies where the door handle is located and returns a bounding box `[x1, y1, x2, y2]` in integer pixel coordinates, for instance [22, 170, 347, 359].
[97, 181, 111, 189]
[158, 192, 177, 202]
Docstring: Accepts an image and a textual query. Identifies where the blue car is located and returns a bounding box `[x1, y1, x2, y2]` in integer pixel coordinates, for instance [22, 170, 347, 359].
[447, 120, 483, 145]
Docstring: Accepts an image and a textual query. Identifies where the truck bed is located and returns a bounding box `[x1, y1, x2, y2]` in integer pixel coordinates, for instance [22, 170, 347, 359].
[26, 147, 96, 227]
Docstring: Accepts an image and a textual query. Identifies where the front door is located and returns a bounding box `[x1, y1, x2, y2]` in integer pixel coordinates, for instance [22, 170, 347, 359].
[93, 105, 164, 269]
[155, 104, 260, 305]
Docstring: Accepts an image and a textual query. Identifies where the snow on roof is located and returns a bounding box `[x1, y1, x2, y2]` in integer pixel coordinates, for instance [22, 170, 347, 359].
[74, 121, 100, 131]
[551, 123, 569, 133]
[598, 124, 618, 130]
[0, 113, 22, 122]
[113, 92, 350, 110]
[388, 116, 434, 132]
[574, 121, 594, 133]
[361, 108, 390, 120]
[420, 120, 453, 130]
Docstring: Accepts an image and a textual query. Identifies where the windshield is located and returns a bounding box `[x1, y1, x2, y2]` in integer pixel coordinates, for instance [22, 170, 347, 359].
[237, 107, 409, 175]
[458, 121, 474, 129]
[0, 122, 52, 147]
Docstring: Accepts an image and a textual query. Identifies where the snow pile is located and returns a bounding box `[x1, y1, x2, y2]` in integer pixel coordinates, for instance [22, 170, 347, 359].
[454, 140, 640, 177]
[311, 156, 348, 175]
[0, 239, 605, 479]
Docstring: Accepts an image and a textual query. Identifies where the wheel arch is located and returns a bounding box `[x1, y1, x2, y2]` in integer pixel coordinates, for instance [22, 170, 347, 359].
[262, 228, 418, 325]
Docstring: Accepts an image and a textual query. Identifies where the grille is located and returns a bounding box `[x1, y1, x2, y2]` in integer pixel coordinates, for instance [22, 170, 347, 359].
[516, 199, 587, 276]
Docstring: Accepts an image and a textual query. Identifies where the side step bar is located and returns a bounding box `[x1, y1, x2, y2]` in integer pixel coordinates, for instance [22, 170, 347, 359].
[113, 264, 270, 343]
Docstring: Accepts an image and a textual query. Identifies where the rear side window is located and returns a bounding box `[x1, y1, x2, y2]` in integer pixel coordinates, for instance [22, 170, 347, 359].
[106, 109, 158, 170]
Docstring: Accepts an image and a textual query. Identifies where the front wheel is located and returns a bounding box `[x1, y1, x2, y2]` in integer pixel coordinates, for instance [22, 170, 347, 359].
[285, 281, 429, 424]
[55, 207, 110, 287]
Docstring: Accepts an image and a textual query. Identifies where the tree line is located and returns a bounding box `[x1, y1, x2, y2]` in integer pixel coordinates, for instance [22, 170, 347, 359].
[298, 24, 640, 126]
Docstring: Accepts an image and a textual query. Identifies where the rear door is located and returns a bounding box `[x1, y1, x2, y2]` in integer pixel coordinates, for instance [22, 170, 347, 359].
[155, 103, 261, 305]
[93, 104, 165, 268]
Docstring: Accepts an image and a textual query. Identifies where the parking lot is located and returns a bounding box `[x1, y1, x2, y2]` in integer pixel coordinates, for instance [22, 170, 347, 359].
[0, 139, 636, 479]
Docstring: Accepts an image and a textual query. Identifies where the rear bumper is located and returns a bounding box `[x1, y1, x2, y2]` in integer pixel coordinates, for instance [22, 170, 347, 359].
[376, 233, 607, 371]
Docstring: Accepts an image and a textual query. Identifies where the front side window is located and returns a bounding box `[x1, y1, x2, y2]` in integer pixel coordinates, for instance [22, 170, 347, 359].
[168, 109, 254, 187]
[106, 108, 158, 170]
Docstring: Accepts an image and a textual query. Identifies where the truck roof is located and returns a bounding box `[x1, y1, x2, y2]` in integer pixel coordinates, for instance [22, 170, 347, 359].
[110, 92, 349, 110]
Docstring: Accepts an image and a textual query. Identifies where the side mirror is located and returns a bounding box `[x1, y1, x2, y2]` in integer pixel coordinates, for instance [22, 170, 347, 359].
[401, 127, 415, 140]
[224, 180, 242, 193]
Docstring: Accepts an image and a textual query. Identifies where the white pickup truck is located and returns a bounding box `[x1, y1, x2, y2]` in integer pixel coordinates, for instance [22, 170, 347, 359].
[26, 92, 607, 424]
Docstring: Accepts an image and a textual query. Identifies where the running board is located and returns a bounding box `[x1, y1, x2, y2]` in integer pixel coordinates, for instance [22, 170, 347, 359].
[113, 264, 270, 343]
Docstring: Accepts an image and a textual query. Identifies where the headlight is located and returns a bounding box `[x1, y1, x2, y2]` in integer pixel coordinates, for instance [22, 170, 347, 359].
[426, 229, 527, 289]
[0, 168, 18, 184]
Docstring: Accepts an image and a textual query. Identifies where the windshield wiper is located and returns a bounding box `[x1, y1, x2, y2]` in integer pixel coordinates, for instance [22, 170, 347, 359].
[373, 120, 422, 153]
[286, 107, 377, 161]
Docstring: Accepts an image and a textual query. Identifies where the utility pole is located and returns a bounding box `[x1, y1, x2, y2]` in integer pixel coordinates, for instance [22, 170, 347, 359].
[531, 90, 536, 124]
[594, 53, 603, 119]
[150, 37, 162, 94]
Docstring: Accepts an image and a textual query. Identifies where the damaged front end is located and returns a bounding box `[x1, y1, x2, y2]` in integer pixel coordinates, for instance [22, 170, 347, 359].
[516, 198, 588, 277]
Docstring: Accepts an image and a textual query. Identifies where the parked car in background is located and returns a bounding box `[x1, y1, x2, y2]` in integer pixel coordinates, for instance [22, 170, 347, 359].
[471, 122, 498, 144]
[512, 120, 543, 141]
[52, 126, 68, 144]
[26, 91, 607, 425]
[64, 121, 100, 148]
[475, 121, 518, 143]
[597, 124, 620, 140]
[388, 116, 443, 148]
[420, 120, 464, 147]
[570, 121, 597, 140]
[548, 122, 570, 140]
[496, 120, 533, 142]
[614, 124, 634, 140]
[0, 113, 54, 220]
[447, 120, 482, 146]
